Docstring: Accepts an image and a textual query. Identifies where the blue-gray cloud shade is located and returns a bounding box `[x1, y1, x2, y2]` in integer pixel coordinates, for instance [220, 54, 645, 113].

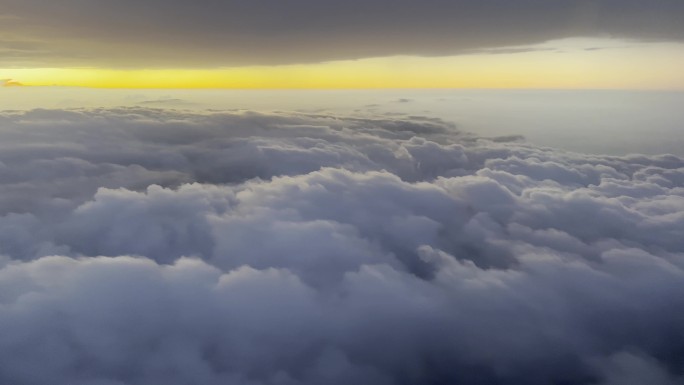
[0, 108, 683, 384]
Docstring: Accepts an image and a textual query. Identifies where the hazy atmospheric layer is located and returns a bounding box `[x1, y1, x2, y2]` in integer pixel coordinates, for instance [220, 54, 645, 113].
[0, 107, 683, 385]
[2, 88, 684, 156]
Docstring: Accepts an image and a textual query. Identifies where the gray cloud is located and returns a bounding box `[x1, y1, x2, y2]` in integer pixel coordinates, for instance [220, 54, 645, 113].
[0, 108, 683, 384]
[2, 1, 684, 67]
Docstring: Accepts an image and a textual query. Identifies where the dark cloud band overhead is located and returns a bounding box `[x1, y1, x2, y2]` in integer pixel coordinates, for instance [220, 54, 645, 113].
[2, 0, 684, 67]
[0, 107, 683, 384]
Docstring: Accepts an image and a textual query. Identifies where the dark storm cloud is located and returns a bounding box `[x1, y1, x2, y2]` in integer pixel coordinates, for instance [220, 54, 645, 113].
[2, 0, 684, 67]
[0, 107, 683, 384]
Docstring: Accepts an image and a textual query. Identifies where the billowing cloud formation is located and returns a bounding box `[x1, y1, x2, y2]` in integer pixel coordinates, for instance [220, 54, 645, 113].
[0, 108, 683, 384]
[2, 0, 684, 67]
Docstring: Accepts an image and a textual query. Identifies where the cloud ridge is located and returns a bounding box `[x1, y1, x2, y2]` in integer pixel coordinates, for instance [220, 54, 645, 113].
[0, 108, 683, 384]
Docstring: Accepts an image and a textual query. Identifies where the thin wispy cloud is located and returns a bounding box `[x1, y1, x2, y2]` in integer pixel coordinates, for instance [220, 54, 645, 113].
[0, 78, 23, 87]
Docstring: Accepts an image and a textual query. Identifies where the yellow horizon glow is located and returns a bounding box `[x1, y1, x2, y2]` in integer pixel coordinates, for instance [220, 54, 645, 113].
[4, 40, 684, 90]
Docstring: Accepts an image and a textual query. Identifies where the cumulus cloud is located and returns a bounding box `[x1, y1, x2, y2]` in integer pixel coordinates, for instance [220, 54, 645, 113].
[0, 107, 683, 384]
[2, 1, 684, 67]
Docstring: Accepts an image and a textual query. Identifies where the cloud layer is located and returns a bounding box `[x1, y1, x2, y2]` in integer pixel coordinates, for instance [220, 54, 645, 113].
[2, 1, 684, 67]
[0, 108, 683, 384]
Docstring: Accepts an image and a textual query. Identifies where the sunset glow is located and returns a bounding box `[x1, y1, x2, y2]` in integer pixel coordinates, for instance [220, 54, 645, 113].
[2, 1, 684, 384]
[4, 40, 684, 89]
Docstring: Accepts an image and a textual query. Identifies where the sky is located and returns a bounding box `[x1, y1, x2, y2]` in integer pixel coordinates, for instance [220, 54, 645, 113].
[1, 2, 684, 384]
[2, 0, 684, 89]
